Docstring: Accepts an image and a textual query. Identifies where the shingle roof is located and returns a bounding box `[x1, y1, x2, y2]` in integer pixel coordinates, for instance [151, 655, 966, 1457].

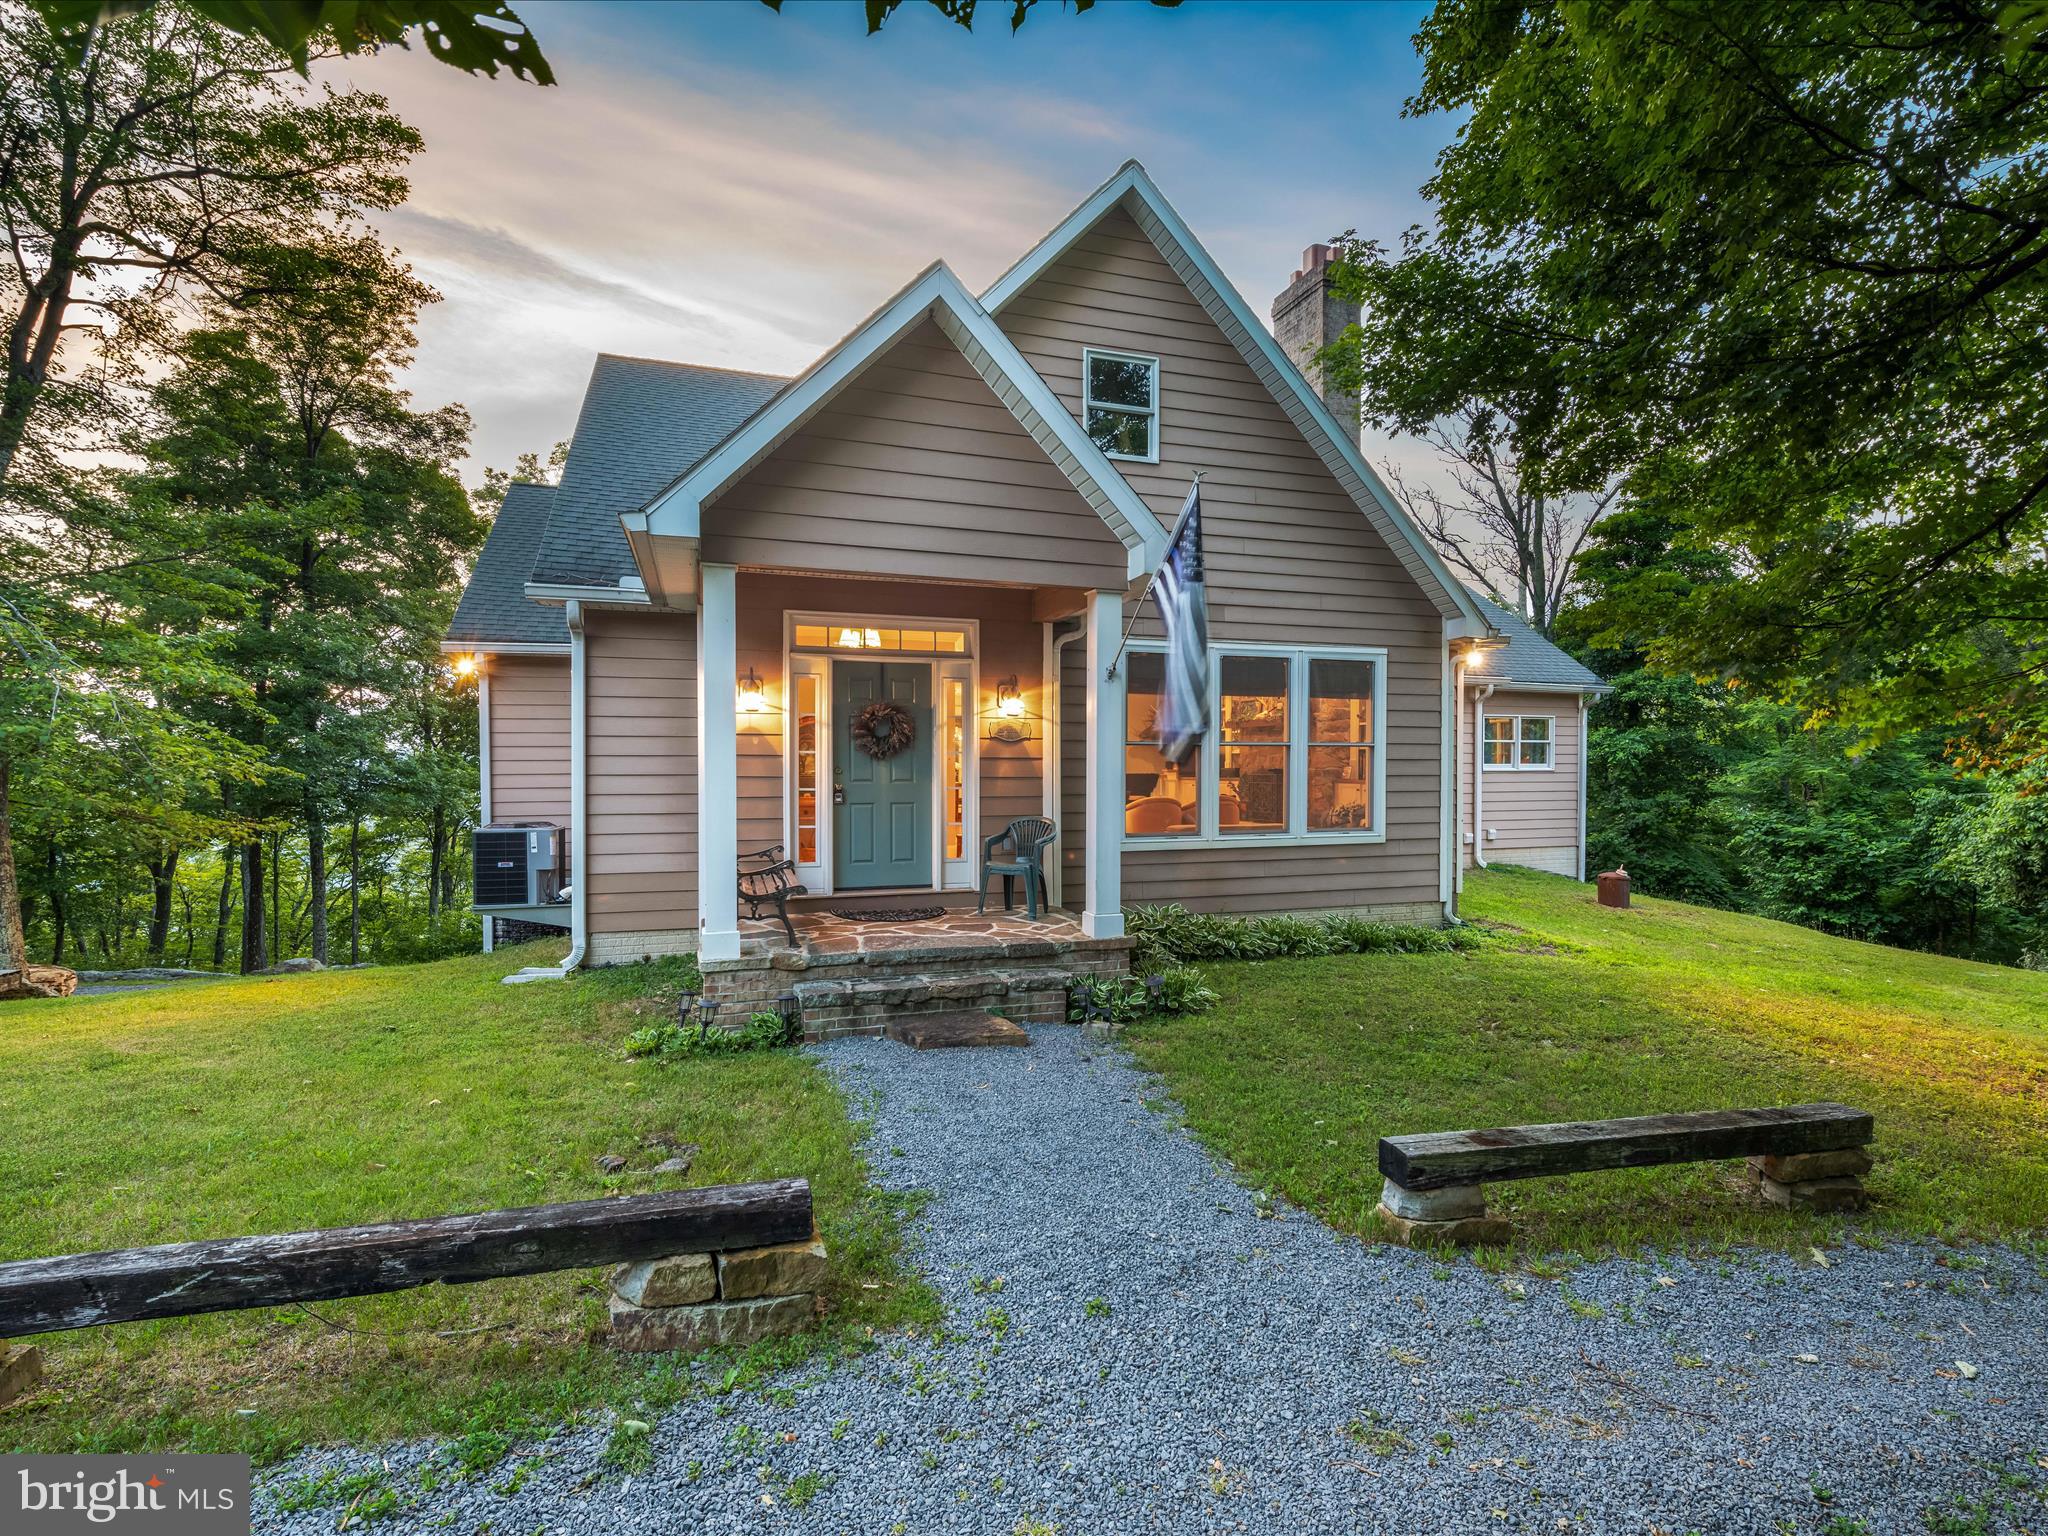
[529, 355, 788, 587]
[447, 482, 568, 647]
[1470, 593, 1609, 691]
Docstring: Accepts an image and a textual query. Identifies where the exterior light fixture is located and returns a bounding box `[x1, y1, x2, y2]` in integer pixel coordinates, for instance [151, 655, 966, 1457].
[452, 653, 478, 679]
[994, 675, 1025, 718]
[737, 666, 767, 713]
[775, 991, 802, 1044]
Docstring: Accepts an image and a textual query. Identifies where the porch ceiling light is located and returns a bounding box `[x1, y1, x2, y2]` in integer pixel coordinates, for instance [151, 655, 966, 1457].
[737, 666, 768, 713]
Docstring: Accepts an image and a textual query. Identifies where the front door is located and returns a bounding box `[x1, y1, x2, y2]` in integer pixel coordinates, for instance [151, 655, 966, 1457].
[833, 661, 932, 889]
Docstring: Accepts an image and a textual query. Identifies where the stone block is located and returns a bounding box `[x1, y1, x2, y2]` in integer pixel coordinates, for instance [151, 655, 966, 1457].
[610, 1252, 717, 1307]
[1379, 1178, 1486, 1221]
[1758, 1175, 1867, 1213]
[717, 1229, 830, 1300]
[0, 1342, 44, 1407]
[1375, 1204, 1512, 1247]
[1749, 1148, 1872, 1183]
[608, 1292, 812, 1353]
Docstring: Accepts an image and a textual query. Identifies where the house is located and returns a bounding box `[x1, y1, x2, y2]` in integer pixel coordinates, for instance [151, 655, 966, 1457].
[444, 162, 1606, 989]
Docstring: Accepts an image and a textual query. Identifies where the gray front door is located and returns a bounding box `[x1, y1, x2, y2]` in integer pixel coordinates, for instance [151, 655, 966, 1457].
[833, 661, 931, 889]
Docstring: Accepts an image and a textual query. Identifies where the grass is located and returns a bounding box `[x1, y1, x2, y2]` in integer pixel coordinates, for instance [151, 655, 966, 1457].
[0, 942, 936, 1458]
[1126, 867, 2048, 1257]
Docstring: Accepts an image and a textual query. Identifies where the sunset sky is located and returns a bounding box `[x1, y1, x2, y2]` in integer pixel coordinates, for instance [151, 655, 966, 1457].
[337, 0, 1452, 484]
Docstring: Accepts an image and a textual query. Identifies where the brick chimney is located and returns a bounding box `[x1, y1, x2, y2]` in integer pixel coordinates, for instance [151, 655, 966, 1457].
[1270, 243, 1361, 439]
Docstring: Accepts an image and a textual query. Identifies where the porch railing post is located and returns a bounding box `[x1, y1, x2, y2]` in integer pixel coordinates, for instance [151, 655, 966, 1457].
[1082, 588, 1125, 939]
[698, 563, 741, 960]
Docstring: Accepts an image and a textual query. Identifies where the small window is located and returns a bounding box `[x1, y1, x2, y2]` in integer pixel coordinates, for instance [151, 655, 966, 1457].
[1484, 715, 1553, 771]
[1307, 658, 1375, 831]
[1083, 348, 1159, 462]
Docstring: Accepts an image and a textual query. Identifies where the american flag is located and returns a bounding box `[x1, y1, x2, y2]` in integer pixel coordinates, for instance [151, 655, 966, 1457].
[1151, 479, 1210, 765]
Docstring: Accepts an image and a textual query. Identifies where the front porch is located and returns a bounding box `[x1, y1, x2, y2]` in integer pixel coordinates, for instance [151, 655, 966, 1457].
[701, 906, 1133, 1041]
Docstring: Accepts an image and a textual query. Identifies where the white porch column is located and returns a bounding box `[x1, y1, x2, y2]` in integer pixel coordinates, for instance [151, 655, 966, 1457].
[1082, 588, 1125, 939]
[697, 562, 741, 960]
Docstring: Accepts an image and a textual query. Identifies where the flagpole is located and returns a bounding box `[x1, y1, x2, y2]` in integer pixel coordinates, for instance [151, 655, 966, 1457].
[1105, 470, 1202, 681]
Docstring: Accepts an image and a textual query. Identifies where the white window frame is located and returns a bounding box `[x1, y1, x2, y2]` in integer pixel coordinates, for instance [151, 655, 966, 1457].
[1121, 641, 1388, 847]
[1482, 713, 1555, 772]
[1081, 347, 1161, 464]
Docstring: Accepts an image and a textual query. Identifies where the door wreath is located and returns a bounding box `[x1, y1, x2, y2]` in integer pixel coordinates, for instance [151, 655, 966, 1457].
[849, 699, 918, 760]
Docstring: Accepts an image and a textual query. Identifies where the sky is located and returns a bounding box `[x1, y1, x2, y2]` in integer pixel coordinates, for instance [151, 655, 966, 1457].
[334, 0, 1456, 486]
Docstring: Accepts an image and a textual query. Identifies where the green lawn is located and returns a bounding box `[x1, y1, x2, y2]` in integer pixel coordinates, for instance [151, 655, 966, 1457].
[0, 944, 935, 1458]
[1128, 867, 2048, 1257]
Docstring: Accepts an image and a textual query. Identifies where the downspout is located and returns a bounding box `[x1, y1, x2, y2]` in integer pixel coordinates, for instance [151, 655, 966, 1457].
[1450, 651, 1467, 902]
[479, 663, 493, 955]
[1471, 680, 1497, 870]
[1576, 690, 1590, 882]
[1049, 618, 1086, 910]
[504, 600, 588, 983]
[1440, 626, 1459, 922]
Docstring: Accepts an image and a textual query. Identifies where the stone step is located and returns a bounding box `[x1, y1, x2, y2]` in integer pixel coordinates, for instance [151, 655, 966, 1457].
[885, 1011, 1031, 1049]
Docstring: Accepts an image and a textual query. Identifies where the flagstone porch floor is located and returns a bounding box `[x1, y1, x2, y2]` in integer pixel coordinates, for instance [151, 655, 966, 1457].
[710, 907, 1133, 1041]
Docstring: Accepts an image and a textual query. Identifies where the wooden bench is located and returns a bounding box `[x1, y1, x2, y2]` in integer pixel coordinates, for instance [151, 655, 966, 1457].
[1376, 1103, 1873, 1245]
[739, 845, 806, 944]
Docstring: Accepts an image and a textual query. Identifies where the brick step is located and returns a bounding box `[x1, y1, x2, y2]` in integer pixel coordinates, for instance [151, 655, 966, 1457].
[885, 1011, 1030, 1049]
[793, 968, 1074, 1041]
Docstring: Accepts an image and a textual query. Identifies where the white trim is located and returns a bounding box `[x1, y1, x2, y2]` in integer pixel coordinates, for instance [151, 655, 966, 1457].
[640, 263, 1167, 580]
[1081, 346, 1161, 464]
[981, 161, 1489, 631]
[1484, 678, 1614, 697]
[479, 671, 494, 955]
[698, 564, 741, 960]
[441, 639, 570, 657]
[786, 652, 830, 893]
[1481, 712, 1556, 772]
[522, 581, 653, 608]
[1082, 590, 1125, 938]
[1120, 639, 1390, 848]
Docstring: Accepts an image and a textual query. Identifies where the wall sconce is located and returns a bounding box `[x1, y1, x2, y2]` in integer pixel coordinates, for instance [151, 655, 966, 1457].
[737, 666, 768, 713]
[985, 675, 1033, 744]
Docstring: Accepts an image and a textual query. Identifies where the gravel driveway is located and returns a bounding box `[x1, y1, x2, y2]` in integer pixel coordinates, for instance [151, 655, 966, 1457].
[259, 1022, 2048, 1535]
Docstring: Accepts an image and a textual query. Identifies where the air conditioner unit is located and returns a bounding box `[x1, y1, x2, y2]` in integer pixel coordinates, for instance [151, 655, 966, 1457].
[473, 822, 565, 909]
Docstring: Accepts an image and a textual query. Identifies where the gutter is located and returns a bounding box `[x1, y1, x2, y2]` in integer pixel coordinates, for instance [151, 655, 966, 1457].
[504, 599, 588, 983]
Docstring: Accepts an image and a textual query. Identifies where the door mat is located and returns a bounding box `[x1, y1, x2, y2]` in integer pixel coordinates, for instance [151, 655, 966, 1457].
[827, 906, 948, 922]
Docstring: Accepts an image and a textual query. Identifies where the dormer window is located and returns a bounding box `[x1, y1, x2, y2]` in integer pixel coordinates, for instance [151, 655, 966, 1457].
[1083, 348, 1159, 463]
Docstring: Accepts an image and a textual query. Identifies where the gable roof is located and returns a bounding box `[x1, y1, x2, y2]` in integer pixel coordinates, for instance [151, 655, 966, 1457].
[1469, 593, 1609, 692]
[632, 262, 1169, 580]
[447, 482, 569, 648]
[983, 161, 1492, 636]
[530, 355, 788, 590]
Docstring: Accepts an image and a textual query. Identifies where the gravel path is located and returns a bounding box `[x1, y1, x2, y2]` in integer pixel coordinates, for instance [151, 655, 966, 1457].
[258, 1022, 2048, 1535]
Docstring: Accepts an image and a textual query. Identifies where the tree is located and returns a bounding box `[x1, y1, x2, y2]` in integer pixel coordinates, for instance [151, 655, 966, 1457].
[132, 231, 479, 970]
[1372, 405, 1615, 631]
[30, 0, 553, 81]
[0, 3, 420, 493]
[475, 439, 565, 518]
[1347, 0, 2048, 763]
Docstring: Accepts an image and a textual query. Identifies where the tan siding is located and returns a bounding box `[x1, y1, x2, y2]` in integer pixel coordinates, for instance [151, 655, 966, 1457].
[703, 320, 1127, 589]
[730, 574, 1048, 887]
[584, 610, 698, 937]
[1002, 207, 1446, 914]
[487, 655, 570, 827]
[1461, 687, 1583, 874]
